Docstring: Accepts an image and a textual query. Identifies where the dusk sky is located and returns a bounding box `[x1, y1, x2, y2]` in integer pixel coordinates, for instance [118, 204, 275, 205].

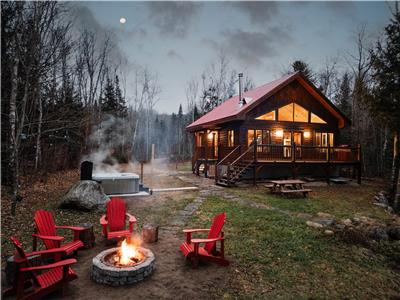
[75, 1, 393, 114]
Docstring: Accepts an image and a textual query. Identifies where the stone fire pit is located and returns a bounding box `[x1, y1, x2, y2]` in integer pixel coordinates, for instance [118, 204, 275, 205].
[91, 247, 155, 286]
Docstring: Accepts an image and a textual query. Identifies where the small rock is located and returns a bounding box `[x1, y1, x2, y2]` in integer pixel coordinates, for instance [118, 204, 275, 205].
[368, 227, 389, 241]
[312, 217, 335, 226]
[335, 224, 346, 231]
[359, 216, 375, 225]
[324, 230, 334, 236]
[373, 202, 388, 208]
[387, 226, 400, 240]
[342, 219, 352, 226]
[306, 221, 323, 229]
[297, 213, 313, 219]
[317, 212, 332, 218]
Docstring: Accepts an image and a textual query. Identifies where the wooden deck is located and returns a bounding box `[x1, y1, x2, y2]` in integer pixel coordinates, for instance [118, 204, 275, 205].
[192, 143, 362, 186]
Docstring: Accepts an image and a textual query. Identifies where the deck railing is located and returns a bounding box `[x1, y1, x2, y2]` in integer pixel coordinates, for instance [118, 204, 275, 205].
[195, 143, 360, 164]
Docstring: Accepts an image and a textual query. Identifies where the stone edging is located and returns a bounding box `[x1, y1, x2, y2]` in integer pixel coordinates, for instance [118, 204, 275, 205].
[91, 247, 155, 286]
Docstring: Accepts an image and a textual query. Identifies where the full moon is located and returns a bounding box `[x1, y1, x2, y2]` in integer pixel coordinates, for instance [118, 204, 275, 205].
[119, 17, 126, 24]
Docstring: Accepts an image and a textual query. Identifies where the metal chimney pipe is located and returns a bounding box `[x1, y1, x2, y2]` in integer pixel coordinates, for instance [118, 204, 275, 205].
[238, 73, 243, 106]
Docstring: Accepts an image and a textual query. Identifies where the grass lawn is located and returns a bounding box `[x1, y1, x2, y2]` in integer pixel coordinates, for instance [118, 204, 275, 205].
[187, 188, 400, 299]
[230, 181, 393, 221]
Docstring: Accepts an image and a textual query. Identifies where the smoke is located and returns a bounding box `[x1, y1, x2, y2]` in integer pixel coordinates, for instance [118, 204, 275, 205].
[82, 115, 132, 174]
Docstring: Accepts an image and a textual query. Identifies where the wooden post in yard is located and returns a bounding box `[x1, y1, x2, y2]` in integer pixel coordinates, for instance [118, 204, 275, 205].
[140, 161, 144, 184]
[357, 144, 362, 184]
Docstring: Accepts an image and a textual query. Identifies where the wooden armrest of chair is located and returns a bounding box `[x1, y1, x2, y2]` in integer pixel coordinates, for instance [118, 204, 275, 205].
[32, 234, 64, 241]
[100, 215, 108, 225]
[55, 225, 85, 231]
[20, 258, 77, 272]
[26, 248, 69, 257]
[126, 213, 137, 223]
[183, 229, 210, 233]
[191, 237, 224, 244]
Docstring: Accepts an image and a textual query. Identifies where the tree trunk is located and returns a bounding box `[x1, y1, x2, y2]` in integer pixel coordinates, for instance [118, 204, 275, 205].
[389, 130, 400, 212]
[9, 56, 19, 216]
[35, 85, 42, 170]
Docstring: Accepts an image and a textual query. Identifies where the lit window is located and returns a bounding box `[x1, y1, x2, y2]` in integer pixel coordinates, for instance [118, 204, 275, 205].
[278, 103, 293, 121]
[294, 104, 309, 122]
[227, 130, 234, 147]
[315, 132, 334, 146]
[247, 129, 255, 146]
[311, 113, 327, 124]
[256, 110, 275, 121]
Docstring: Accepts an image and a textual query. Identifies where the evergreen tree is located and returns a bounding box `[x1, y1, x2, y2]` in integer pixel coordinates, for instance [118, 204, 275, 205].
[115, 75, 127, 118]
[335, 72, 352, 118]
[101, 77, 117, 115]
[335, 72, 353, 144]
[291, 60, 315, 83]
[193, 104, 200, 121]
[370, 4, 400, 211]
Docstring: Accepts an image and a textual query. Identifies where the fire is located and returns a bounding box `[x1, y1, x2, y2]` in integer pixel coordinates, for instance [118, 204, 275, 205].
[116, 236, 144, 266]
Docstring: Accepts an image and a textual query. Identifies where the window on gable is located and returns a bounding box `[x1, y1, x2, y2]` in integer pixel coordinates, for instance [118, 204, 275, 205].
[278, 103, 309, 122]
[256, 110, 275, 121]
[294, 104, 308, 122]
[278, 103, 293, 121]
[311, 113, 327, 124]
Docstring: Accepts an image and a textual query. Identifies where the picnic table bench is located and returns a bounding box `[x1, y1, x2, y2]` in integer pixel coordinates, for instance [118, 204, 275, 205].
[265, 179, 312, 198]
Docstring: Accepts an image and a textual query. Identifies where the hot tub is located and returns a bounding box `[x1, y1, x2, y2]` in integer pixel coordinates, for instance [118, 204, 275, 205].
[92, 173, 140, 195]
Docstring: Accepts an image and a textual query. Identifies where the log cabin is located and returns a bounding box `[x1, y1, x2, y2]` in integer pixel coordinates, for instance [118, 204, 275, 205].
[186, 72, 361, 186]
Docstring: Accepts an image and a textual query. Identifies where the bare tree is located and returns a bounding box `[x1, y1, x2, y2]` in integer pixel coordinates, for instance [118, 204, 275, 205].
[185, 78, 199, 122]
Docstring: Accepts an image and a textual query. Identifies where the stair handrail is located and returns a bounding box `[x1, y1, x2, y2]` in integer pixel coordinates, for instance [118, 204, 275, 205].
[230, 144, 255, 167]
[217, 146, 241, 167]
[215, 145, 241, 183]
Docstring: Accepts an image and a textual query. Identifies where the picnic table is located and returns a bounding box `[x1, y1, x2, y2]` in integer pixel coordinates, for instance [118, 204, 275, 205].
[266, 179, 312, 197]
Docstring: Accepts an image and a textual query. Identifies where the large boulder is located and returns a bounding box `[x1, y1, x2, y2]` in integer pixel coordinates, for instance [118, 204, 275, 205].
[59, 180, 109, 211]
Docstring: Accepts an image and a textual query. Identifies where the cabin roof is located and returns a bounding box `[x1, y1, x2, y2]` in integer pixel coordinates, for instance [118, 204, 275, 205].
[186, 72, 350, 131]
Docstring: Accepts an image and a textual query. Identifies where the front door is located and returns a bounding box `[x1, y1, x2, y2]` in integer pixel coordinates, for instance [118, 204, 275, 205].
[283, 131, 291, 158]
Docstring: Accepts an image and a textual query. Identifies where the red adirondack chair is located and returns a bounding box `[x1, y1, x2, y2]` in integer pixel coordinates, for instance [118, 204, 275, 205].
[3, 237, 78, 300]
[100, 197, 137, 241]
[33, 210, 84, 256]
[180, 212, 229, 267]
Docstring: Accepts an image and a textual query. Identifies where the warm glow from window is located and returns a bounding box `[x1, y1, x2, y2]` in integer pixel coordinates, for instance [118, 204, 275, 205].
[228, 130, 234, 147]
[256, 110, 275, 121]
[247, 130, 255, 146]
[208, 131, 215, 140]
[303, 131, 311, 138]
[275, 129, 284, 138]
[278, 103, 293, 121]
[294, 104, 308, 122]
[311, 113, 327, 124]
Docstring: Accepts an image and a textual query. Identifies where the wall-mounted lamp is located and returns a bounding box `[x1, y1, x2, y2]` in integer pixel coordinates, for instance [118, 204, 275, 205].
[275, 129, 284, 138]
[208, 132, 214, 140]
[303, 131, 311, 138]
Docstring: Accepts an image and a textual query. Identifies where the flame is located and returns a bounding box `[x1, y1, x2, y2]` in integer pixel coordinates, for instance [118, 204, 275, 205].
[118, 236, 144, 265]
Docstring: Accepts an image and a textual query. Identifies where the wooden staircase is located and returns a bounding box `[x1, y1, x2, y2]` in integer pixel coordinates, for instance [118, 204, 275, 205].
[216, 144, 255, 187]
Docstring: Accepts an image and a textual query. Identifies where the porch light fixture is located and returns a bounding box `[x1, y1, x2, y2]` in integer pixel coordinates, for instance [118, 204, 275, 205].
[208, 132, 214, 140]
[275, 129, 283, 138]
[303, 131, 311, 138]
